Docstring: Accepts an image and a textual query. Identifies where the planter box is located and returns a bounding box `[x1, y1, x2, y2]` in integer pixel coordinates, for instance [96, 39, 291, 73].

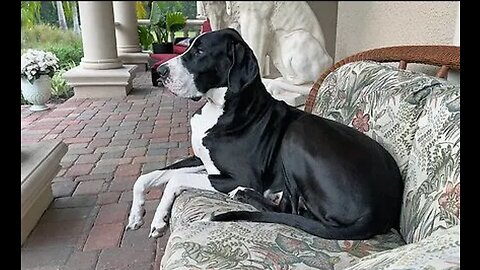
[21, 141, 68, 245]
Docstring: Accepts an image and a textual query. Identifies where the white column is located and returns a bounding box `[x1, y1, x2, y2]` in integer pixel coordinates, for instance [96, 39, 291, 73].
[112, 1, 149, 71]
[65, 1, 137, 98]
[196, 1, 206, 19]
[78, 1, 122, 69]
[113, 1, 142, 53]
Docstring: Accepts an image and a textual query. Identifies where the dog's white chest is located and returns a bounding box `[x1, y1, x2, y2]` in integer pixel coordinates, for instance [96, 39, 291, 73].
[190, 88, 227, 175]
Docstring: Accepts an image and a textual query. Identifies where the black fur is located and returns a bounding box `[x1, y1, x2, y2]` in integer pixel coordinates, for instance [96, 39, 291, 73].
[160, 156, 203, 170]
[156, 28, 404, 240]
[231, 189, 279, 212]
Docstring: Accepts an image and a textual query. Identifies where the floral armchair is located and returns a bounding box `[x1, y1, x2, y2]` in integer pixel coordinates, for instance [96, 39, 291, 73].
[160, 46, 460, 269]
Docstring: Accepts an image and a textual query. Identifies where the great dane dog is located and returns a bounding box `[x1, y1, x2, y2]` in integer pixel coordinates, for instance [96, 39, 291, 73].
[126, 28, 404, 240]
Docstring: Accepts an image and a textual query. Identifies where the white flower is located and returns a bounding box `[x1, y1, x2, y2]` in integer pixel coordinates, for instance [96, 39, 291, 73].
[21, 49, 59, 79]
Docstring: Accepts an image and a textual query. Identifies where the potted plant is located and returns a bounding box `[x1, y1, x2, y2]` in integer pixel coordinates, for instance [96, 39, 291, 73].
[21, 49, 59, 111]
[138, 25, 155, 52]
[149, 1, 187, 54]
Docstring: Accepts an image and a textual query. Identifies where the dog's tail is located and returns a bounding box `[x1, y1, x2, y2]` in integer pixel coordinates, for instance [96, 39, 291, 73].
[210, 211, 374, 240]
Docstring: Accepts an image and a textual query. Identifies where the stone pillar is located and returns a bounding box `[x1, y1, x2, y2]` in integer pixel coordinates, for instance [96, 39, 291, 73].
[64, 1, 137, 98]
[79, 1, 122, 70]
[113, 1, 142, 53]
[113, 1, 150, 71]
[197, 1, 206, 19]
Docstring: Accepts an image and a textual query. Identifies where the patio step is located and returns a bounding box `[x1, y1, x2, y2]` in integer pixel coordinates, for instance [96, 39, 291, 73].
[21, 141, 68, 245]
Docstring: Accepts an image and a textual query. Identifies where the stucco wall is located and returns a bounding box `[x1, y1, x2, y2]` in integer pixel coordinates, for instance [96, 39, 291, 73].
[307, 1, 338, 59]
[335, 1, 459, 61]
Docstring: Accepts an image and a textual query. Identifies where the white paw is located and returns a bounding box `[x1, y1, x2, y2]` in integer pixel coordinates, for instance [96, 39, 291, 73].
[126, 208, 145, 230]
[149, 220, 168, 238]
[228, 186, 248, 199]
[149, 210, 169, 238]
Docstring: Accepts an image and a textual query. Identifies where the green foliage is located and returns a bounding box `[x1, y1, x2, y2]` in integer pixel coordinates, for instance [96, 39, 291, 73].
[166, 11, 186, 33]
[149, 1, 187, 44]
[21, 24, 83, 67]
[21, 1, 42, 28]
[21, 24, 82, 104]
[22, 1, 80, 30]
[182, 1, 197, 19]
[48, 1, 77, 29]
[22, 61, 77, 105]
[43, 43, 83, 69]
[144, 1, 197, 19]
[39, 1, 58, 25]
[138, 25, 155, 50]
[155, 1, 184, 14]
[21, 24, 81, 49]
[59, 1, 74, 26]
[50, 62, 76, 102]
[136, 1, 147, 19]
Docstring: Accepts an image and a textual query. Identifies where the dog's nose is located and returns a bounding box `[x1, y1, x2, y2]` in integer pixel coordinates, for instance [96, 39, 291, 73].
[157, 65, 170, 78]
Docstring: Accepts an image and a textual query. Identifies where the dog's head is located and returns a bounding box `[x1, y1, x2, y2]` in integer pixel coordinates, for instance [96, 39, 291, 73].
[156, 28, 259, 102]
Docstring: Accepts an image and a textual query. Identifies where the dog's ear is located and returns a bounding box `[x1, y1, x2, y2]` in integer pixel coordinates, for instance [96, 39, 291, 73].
[227, 40, 259, 95]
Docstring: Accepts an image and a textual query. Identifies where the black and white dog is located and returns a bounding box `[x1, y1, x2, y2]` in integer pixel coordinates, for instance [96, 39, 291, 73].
[126, 28, 404, 240]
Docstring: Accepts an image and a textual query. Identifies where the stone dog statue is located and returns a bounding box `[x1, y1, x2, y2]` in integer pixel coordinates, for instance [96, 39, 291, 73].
[201, 1, 333, 106]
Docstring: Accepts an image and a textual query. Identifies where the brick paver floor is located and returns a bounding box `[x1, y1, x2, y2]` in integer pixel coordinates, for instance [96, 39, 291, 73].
[21, 71, 205, 270]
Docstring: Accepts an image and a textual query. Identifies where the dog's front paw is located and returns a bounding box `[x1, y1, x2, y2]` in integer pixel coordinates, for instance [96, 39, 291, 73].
[149, 220, 168, 238]
[126, 217, 144, 231]
[126, 208, 145, 230]
[149, 210, 169, 238]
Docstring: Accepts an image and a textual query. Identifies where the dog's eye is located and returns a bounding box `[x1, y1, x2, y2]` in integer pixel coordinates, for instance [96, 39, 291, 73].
[194, 48, 204, 55]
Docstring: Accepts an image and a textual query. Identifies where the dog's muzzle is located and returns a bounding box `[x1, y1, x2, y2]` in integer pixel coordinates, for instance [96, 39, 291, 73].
[157, 57, 203, 101]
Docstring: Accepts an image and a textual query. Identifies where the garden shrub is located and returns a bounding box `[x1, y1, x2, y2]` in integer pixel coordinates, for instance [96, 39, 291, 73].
[43, 43, 83, 69]
[50, 62, 77, 102]
[21, 24, 81, 49]
[21, 24, 83, 104]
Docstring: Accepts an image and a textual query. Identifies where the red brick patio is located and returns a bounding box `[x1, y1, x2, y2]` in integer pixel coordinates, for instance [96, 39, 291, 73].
[21, 71, 205, 270]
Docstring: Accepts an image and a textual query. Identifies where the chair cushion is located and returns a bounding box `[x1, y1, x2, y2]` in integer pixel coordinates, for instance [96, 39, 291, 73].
[201, 18, 212, 33]
[173, 44, 187, 55]
[311, 61, 441, 175]
[150, 54, 178, 69]
[310, 61, 460, 244]
[345, 225, 459, 270]
[161, 189, 406, 270]
[400, 82, 460, 244]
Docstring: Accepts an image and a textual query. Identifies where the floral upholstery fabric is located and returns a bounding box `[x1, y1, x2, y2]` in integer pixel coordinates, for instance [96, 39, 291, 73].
[345, 225, 460, 270]
[168, 188, 258, 232]
[400, 82, 460, 244]
[311, 61, 460, 244]
[162, 190, 405, 270]
[311, 61, 441, 175]
[160, 61, 461, 269]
